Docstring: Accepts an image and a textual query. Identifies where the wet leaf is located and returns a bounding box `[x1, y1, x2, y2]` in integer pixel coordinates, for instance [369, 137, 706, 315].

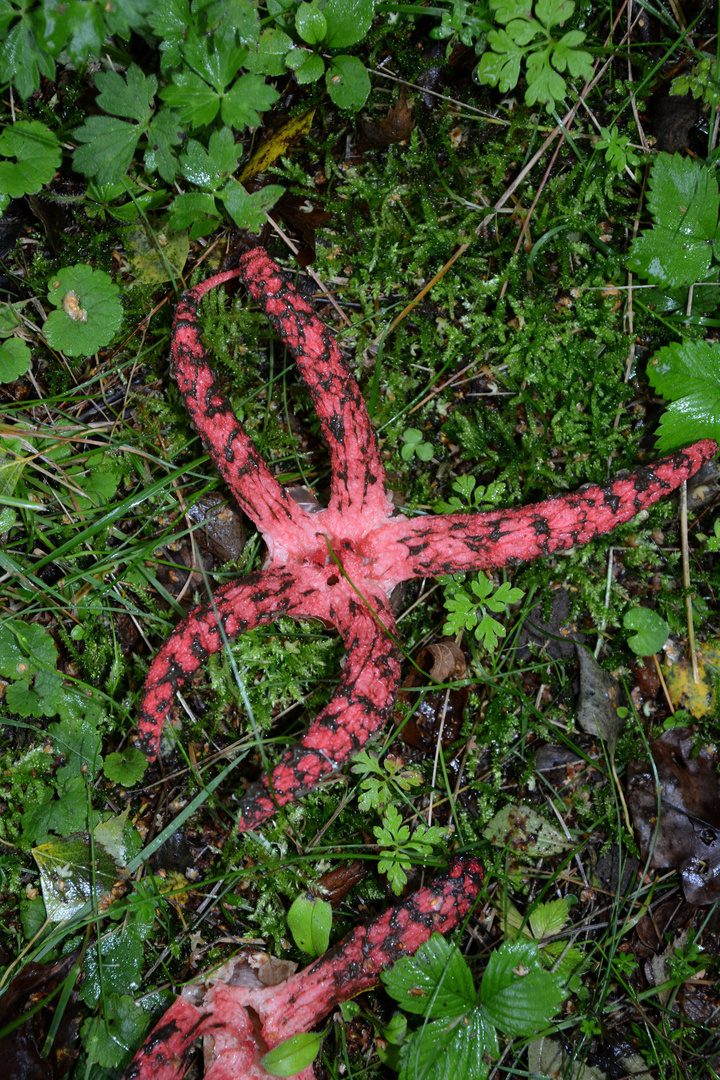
[261, 1031, 323, 1077]
[484, 804, 572, 858]
[287, 894, 332, 956]
[240, 109, 315, 181]
[124, 223, 189, 284]
[627, 728, 720, 904]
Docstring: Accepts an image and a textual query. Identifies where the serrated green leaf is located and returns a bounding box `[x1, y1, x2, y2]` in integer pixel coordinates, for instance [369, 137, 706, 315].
[475, 33, 522, 93]
[45, 264, 122, 356]
[244, 27, 294, 76]
[104, 748, 149, 786]
[82, 993, 152, 1070]
[627, 229, 714, 288]
[73, 116, 141, 185]
[323, 0, 374, 48]
[221, 73, 280, 129]
[647, 340, 720, 450]
[180, 128, 239, 191]
[6, 668, 63, 716]
[326, 54, 371, 110]
[182, 29, 248, 92]
[80, 930, 145, 1006]
[399, 1011, 496, 1080]
[627, 155, 719, 286]
[22, 775, 88, 845]
[0, 120, 62, 200]
[0, 618, 58, 677]
[50, 712, 102, 781]
[147, 0, 189, 46]
[161, 70, 220, 128]
[94, 64, 156, 124]
[261, 1032, 323, 1077]
[623, 606, 669, 656]
[167, 192, 221, 237]
[0, 21, 55, 99]
[479, 941, 565, 1035]
[0, 338, 31, 382]
[528, 898, 570, 939]
[382, 933, 476, 1018]
[144, 109, 182, 181]
[535, 0, 575, 28]
[287, 894, 332, 955]
[220, 178, 284, 232]
[525, 50, 567, 107]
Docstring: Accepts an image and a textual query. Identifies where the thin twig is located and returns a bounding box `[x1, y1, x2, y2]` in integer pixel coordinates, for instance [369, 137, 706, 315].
[680, 479, 699, 683]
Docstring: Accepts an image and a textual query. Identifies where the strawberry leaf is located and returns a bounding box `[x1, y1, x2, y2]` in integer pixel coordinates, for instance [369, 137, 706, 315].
[646, 340, 720, 450]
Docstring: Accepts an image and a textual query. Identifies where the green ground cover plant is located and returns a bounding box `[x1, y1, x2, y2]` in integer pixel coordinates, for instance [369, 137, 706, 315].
[2, 1, 720, 1078]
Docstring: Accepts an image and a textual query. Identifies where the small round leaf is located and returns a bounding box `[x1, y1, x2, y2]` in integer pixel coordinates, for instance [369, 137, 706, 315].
[325, 55, 371, 111]
[45, 265, 122, 357]
[295, 2, 327, 45]
[623, 607, 670, 656]
[0, 338, 31, 383]
[104, 748, 149, 786]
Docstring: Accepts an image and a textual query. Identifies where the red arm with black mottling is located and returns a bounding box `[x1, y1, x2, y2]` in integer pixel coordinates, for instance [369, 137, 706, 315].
[120, 856, 483, 1080]
[363, 440, 717, 581]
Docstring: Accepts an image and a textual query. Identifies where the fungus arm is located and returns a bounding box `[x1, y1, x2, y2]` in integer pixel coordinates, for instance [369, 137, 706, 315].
[237, 586, 401, 830]
[172, 272, 311, 545]
[366, 440, 717, 582]
[238, 248, 392, 521]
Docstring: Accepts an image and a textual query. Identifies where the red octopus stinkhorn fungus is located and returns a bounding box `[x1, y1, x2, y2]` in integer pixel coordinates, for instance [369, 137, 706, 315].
[136, 246, 716, 830]
[124, 248, 715, 1079]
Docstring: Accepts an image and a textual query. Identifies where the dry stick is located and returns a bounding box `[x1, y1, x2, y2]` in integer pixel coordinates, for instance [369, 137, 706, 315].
[652, 653, 676, 715]
[680, 479, 700, 683]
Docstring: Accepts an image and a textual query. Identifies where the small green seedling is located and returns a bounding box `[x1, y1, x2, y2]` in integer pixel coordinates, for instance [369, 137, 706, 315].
[374, 804, 449, 895]
[475, 0, 594, 110]
[442, 571, 524, 650]
[284, 0, 374, 110]
[401, 427, 434, 462]
[595, 125, 642, 175]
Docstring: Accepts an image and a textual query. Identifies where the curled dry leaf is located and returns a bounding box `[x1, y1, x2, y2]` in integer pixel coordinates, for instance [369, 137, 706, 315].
[627, 728, 720, 904]
[397, 640, 468, 750]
